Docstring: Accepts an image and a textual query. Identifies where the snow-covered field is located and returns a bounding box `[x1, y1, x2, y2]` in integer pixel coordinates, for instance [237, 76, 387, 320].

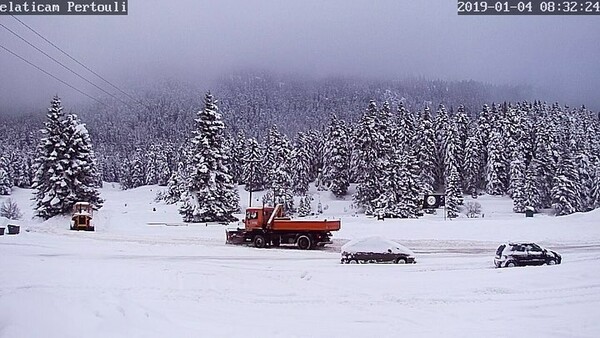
[1, 185, 600, 337]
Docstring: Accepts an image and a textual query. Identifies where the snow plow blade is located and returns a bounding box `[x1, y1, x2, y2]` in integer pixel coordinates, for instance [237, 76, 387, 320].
[226, 228, 246, 245]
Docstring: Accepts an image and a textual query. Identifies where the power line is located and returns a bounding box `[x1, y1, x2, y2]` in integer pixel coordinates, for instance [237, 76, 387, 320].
[0, 43, 107, 106]
[10, 15, 147, 109]
[0, 22, 134, 108]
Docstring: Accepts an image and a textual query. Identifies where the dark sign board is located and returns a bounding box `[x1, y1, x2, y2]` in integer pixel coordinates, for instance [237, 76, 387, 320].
[423, 194, 445, 209]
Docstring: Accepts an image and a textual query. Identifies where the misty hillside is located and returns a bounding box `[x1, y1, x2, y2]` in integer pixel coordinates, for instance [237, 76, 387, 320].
[1, 72, 528, 155]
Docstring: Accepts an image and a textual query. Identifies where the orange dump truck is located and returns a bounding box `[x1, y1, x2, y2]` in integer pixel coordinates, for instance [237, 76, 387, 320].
[226, 204, 341, 249]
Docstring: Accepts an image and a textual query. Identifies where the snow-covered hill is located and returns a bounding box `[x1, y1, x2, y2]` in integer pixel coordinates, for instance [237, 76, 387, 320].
[1, 184, 599, 337]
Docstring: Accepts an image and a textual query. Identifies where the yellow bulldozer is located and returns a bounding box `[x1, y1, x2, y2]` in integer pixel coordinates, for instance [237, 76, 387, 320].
[70, 202, 95, 231]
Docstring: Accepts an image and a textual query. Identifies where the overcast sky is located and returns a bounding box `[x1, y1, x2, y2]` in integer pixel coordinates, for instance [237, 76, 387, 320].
[1, 0, 599, 113]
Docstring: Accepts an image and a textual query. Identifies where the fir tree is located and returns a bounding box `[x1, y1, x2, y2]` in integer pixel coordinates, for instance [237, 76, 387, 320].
[164, 162, 185, 204]
[0, 158, 10, 195]
[230, 130, 246, 184]
[522, 163, 542, 212]
[592, 165, 600, 209]
[155, 148, 171, 186]
[130, 151, 146, 188]
[242, 137, 265, 191]
[322, 115, 350, 198]
[486, 130, 508, 195]
[434, 104, 451, 190]
[416, 105, 436, 193]
[463, 134, 482, 195]
[62, 113, 103, 209]
[268, 167, 294, 213]
[178, 92, 240, 223]
[551, 151, 581, 216]
[511, 157, 527, 212]
[263, 125, 292, 188]
[445, 165, 462, 218]
[290, 132, 311, 195]
[352, 100, 383, 212]
[32, 97, 72, 218]
[298, 196, 312, 217]
[32, 97, 102, 218]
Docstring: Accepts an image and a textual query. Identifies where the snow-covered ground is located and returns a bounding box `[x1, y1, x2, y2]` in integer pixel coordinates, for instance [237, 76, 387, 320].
[1, 184, 600, 337]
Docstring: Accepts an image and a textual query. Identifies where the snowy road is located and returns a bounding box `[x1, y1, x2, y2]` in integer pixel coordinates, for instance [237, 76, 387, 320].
[2, 226, 600, 338]
[2, 186, 600, 337]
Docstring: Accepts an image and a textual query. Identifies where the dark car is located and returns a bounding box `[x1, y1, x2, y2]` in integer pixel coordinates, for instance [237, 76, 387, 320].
[494, 242, 562, 268]
[341, 236, 417, 264]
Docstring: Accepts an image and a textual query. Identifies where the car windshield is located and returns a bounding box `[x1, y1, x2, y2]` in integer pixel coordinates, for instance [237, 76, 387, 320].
[529, 243, 543, 251]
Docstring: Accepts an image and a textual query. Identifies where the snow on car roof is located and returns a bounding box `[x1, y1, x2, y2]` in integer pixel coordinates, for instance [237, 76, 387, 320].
[341, 236, 415, 256]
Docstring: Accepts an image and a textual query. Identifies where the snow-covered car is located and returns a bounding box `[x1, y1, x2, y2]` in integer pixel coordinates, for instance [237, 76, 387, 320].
[341, 236, 416, 264]
[494, 242, 562, 268]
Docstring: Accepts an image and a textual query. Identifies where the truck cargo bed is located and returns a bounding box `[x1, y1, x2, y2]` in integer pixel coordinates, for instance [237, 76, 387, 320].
[270, 219, 341, 231]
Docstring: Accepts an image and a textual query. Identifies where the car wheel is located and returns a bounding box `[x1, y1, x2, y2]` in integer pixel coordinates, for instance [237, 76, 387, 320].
[348, 259, 358, 264]
[253, 235, 267, 248]
[506, 261, 517, 268]
[395, 258, 407, 264]
[547, 259, 556, 265]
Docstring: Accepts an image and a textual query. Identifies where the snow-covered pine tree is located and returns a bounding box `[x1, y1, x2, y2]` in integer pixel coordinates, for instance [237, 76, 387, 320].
[416, 105, 436, 193]
[463, 133, 482, 196]
[270, 166, 294, 213]
[551, 150, 581, 216]
[353, 100, 384, 212]
[242, 137, 265, 192]
[445, 165, 462, 218]
[511, 157, 527, 212]
[395, 153, 422, 218]
[130, 151, 146, 188]
[164, 162, 185, 204]
[298, 197, 306, 216]
[395, 101, 416, 154]
[298, 196, 312, 217]
[522, 162, 542, 213]
[263, 125, 292, 188]
[32, 96, 72, 218]
[477, 104, 493, 152]
[155, 148, 171, 186]
[453, 106, 470, 186]
[322, 115, 350, 198]
[119, 158, 132, 190]
[444, 122, 462, 184]
[290, 132, 311, 195]
[508, 150, 527, 199]
[178, 92, 240, 223]
[575, 152, 594, 212]
[62, 113, 103, 209]
[434, 104, 451, 190]
[306, 129, 325, 183]
[533, 115, 560, 208]
[0, 157, 10, 195]
[229, 130, 246, 184]
[592, 165, 600, 209]
[486, 129, 508, 195]
[145, 148, 159, 185]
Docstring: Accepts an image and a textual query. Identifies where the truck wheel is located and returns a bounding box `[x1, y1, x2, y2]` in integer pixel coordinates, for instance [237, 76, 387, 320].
[253, 235, 267, 248]
[297, 235, 312, 250]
